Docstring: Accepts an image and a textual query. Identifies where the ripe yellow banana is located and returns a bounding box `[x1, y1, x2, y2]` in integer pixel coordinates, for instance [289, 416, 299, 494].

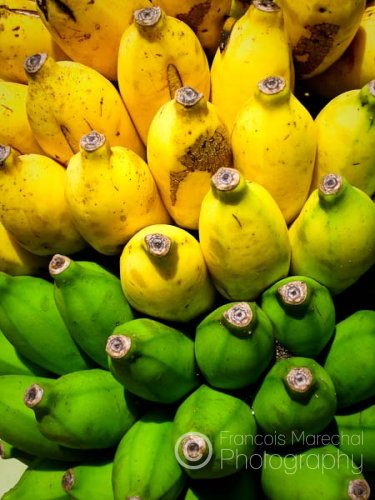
[66, 131, 171, 256]
[24, 53, 145, 166]
[210, 0, 294, 134]
[35, 0, 152, 81]
[0, 80, 44, 155]
[306, 2, 375, 98]
[147, 86, 233, 229]
[231, 75, 317, 224]
[0, 0, 66, 84]
[311, 80, 375, 197]
[150, 0, 231, 57]
[117, 6, 211, 144]
[0, 145, 85, 256]
[278, 0, 366, 79]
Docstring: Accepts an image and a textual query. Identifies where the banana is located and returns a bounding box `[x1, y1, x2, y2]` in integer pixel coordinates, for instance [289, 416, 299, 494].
[106, 318, 200, 404]
[210, 0, 294, 134]
[112, 409, 186, 500]
[231, 75, 317, 224]
[65, 131, 170, 256]
[150, 0, 231, 58]
[117, 6, 211, 144]
[147, 86, 233, 229]
[260, 275, 336, 358]
[289, 174, 375, 294]
[252, 356, 337, 445]
[194, 301, 274, 390]
[229, 0, 251, 19]
[2, 458, 71, 499]
[172, 384, 257, 479]
[0, 438, 35, 465]
[35, 0, 151, 81]
[0, 272, 94, 375]
[119, 223, 216, 322]
[24, 368, 142, 450]
[49, 254, 134, 368]
[0, 81, 44, 154]
[24, 53, 144, 165]
[0, 374, 90, 461]
[310, 81, 375, 197]
[0, 220, 48, 276]
[306, 3, 375, 98]
[0, 0, 66, 84]
[324, 310, 375, 409]
[62, 458, 114, 500]
[0, 145, 86, 256]
[198, 167, 291, 301]
[278, 0, 366, 79]
[261, 445, 370, 500]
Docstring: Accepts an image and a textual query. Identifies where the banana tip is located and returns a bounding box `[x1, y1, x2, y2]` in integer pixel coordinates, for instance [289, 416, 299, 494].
[62, 469, 75, 492]
[49, 254, 71, 276]
[24, 53, 48, 75]
[211, 167, 240, 192]
[223, 302, 253, 330]
[106, 335, 132, 359]
[286, 367, 313, 394]
[348, 479, 371, 500]
[0, 145, 11, 165]
[24, 384, 44, 408]
[277, 281, 308, 306]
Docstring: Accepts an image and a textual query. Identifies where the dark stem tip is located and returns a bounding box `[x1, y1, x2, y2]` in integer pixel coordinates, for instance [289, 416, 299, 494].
[62, 469, 75, 492]
[80, 131, 106, 152]
[134, 6, 161, 26]
[319, 173, 343, 195]
[223, 302, 253, 329]
[348, 479, 371, 500]
[286, 367, 313, 394]
[144, 233, 171, 257]
[24, 53, 48, 74]
[211, 167, 240, 191]
[24, 384, 44, 408]
[49, 254, 71, 276]
[0, 145, 11, 165]
[182, 435, 208, 462]
[106, 335, 132, 359]
[175, 87, 203, 107]
[277, 281, 308, 306]
[253, 0, 280, 12]
[258, 76, 285, 95]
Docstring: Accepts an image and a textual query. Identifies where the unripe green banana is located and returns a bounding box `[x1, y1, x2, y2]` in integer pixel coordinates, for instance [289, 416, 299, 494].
[261, 445, 370, 500]
[0, 328, 52, 377]
[2, 458, 70, 500]
[260, 276, 336, 357]
[112, 409, 186, 500]
[0, 439, 35, 466]
[24, 369, 142, 450]
[199, 167, 291, 300]
[252, 357, 337, 445]
[49, 254, 134, 368]
[0, 272, 94, 375]
[324, 310, 375, 409]
[195, 301, 274, 390]
[0, 374, 89, 461]
[62, 458, 114, 500]
[106, 318, 199, 404]
[335, 402, 375, 471]
[289, 173, 375, 294]
[172, 384, 257, 479]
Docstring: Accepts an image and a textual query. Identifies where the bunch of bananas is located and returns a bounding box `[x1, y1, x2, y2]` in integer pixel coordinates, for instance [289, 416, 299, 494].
[0, 0, 375, 498]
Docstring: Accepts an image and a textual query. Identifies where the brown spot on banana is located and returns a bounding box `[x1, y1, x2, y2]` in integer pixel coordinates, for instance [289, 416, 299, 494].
[36, 0, 48, 20]
[0, 6, 40, 18]
[176, 1, 211, 34]
[60, 124, 76, 154]
[293, 23, 340, 76]
[167, 64, 183, 99]
[50, 0, 76, 22]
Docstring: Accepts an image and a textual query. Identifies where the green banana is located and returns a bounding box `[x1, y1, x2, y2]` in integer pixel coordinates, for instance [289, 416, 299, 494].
[0, 272, 94, 375]
[0, 439, 35, 466]
[261, 444, 370, 500]
[112, 409, 186, 500]
[252, 357, 337, 445]
[260, 276, 336, 357]
[106, 318, 200, 404]
[49, 254, 134, 368]
[0, 374, 90, 461]
[194, 301, 274, 390]
[62, 458, 114, 500]
[289, 173, 375, 295]
[0, 327, 53, 377]
[324, 310, 375, 409]
[172, 384, 257, 479]
[2, 458, 70, 500]
[24, 369, 142, 450]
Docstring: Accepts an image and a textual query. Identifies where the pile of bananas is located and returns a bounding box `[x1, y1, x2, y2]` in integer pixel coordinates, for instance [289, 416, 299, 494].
[1, 0, 375, 498]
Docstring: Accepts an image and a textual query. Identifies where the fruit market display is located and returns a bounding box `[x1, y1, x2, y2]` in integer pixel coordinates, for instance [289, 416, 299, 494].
[1, 0, 375, 498]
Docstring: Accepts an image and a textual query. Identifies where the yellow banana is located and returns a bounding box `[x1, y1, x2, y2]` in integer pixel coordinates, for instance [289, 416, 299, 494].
[278, 0, 366, 79]
[35, 0, 152, 81]
[147, 86, 233, 229]
[66, 131, 171, 256]
[24, 53, 145, 166]
[311, 80, 375, 197]
[306, 2, 375, 98]
[199, 167, 291, 300]
[0, 145, 85, 256]
[0, 80, 44, 155]
[150, 0, 231, 58]
[117, 6, 211, 144]
[119, 224, 216, 322]
[210, 0, 294, 134]
[231, 75, 317, 224]
[0, 0, 66, 84]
